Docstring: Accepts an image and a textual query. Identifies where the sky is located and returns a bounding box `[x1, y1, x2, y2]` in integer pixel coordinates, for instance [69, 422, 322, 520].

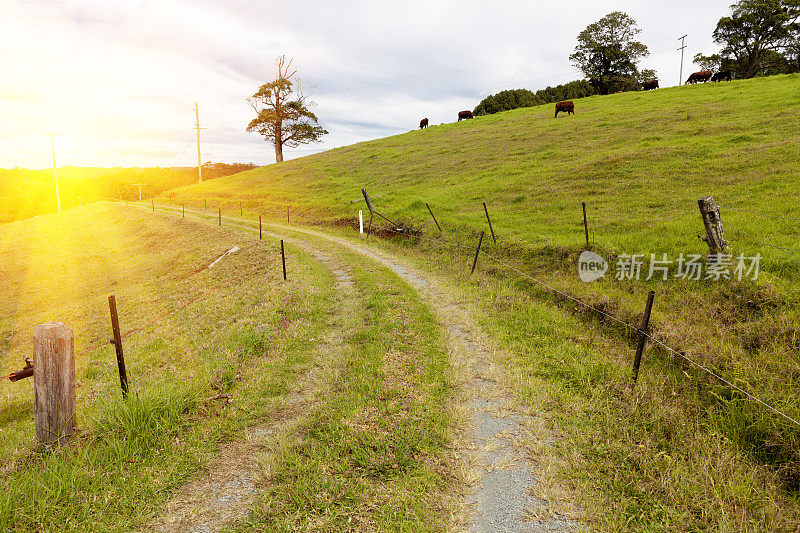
[0, 0, 735, 169]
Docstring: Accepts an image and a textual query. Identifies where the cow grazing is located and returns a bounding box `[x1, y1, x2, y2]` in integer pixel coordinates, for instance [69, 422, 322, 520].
[458, 110, 474, 121]
[554, 101, 574, 118]
[419, 117, 429, 129]
[641, 80, 659, 90]
[685, 71, 713, 84]
[711, 70, 732, 82]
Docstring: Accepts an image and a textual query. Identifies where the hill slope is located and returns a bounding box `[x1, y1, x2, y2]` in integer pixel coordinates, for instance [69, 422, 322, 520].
[161, 73, 800, 529]
[167, 73, 799, 242]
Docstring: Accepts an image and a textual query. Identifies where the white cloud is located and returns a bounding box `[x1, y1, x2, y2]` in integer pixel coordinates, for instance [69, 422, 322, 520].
[0, 0, 733, 168]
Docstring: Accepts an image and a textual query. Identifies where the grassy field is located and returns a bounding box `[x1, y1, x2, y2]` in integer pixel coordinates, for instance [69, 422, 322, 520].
[0, 203, 334, 530]
[0, 203, 457, 531]
[157, 73, 800, 529]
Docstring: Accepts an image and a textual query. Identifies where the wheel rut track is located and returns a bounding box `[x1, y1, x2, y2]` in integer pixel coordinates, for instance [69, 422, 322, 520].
[140, 230, 361, 532]
[137, 203, 586, 532]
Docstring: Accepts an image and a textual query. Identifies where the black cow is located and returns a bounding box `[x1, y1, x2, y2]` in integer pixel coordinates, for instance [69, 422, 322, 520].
[641, 80, 659, 90]
[554, 101, 574, 117]
[685, 71, 713, 84]
[419, 117, 429, 129]
[458, 110, 474, 121]
[711, 70, 732, 82]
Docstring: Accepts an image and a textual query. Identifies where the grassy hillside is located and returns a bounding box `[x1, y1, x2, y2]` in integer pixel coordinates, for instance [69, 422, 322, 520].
[0, 204, 333, 529]
[159, 73, 800, 529]
[0, 203, 457, 531]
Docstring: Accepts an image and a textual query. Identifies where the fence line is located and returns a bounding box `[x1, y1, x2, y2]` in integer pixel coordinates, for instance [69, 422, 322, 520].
[74, 197, 800, 429]
[362, 212, 800, 429]
[5, 239, 278, 369]
[720, 204, 800, 222]
[727, 225, 800, 257]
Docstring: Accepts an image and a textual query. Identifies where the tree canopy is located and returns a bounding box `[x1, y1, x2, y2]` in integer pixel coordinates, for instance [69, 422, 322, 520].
[246, 55, 328, 163]
[569, 11, 651, 94]
[697, 0, 800, 78]
[474, 81, 595, 116]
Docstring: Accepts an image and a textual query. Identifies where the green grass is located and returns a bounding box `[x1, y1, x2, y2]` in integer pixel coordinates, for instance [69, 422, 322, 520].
[1, 203, 458, 531]
[237, 243, 454, 531]
[0, 203, 336, 530]
[157, 73, 800, 529]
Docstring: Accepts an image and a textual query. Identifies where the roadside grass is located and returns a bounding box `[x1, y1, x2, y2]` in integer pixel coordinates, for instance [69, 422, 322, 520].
[146, 198, 800, 529]
[346, 230, 800, 531]
[237, 247, 455, 531]
[130, 205, 459, 530]
[149, 74, 800, 528]
[0, 203, 335, 531]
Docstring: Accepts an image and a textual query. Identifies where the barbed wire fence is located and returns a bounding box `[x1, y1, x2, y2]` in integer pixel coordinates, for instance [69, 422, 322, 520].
[4, 194, 798, 447]
[129, 193, 800, 430]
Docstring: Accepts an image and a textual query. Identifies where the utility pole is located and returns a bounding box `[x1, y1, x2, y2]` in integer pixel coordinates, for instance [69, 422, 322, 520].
[194, 102, 204, 184]
[678, 34, 688, 86]
[50, 133, 61, 212]
[132, 183, 147, 202]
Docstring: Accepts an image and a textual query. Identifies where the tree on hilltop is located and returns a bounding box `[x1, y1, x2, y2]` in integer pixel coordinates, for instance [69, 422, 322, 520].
[246, 55, 328, 163]
[696, 0, 800, 78]
[570, 11, 651, 94]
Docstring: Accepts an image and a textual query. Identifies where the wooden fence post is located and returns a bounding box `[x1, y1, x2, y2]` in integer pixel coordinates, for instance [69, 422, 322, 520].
[698, 196, 727, 254]
[287, 206, 290, 224]
[108, 296, 129, 399]
[182, 204, 185, 218]
[33, 322, 76, 447]
[240, 202, 243, 216]
[259, 215, 262, 240]
[483, 203, 496, 243]
[470, 231, 485, 274]
[632, 291, 655, 383]
[218, 208, 221, 226]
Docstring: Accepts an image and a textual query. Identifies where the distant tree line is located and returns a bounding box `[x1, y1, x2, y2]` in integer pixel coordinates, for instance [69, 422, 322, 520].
[0, 162, 259, 223]
[474, 81, 595, 116]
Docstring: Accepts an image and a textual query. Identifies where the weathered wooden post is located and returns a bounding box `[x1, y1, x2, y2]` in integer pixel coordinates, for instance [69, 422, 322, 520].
[182, 204, 185, 218]
[287, 206, 290, 224]
[32, 322, 76, 447]
[359, 210, 364, 234]
[218, 208, 221, 226]
[240, 202, 243, 216]
[698, 196, 727, 254]
[259, 215, 262, 240]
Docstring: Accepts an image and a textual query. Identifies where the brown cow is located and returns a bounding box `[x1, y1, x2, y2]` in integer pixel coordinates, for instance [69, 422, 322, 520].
[554, 101, 574, 117]
[641, 80, 659, 90]
[711, 70, 732, 82]
[419, 117, 429, 129]
[685, 71, 713, 84]
[458, 110, 474, 121]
